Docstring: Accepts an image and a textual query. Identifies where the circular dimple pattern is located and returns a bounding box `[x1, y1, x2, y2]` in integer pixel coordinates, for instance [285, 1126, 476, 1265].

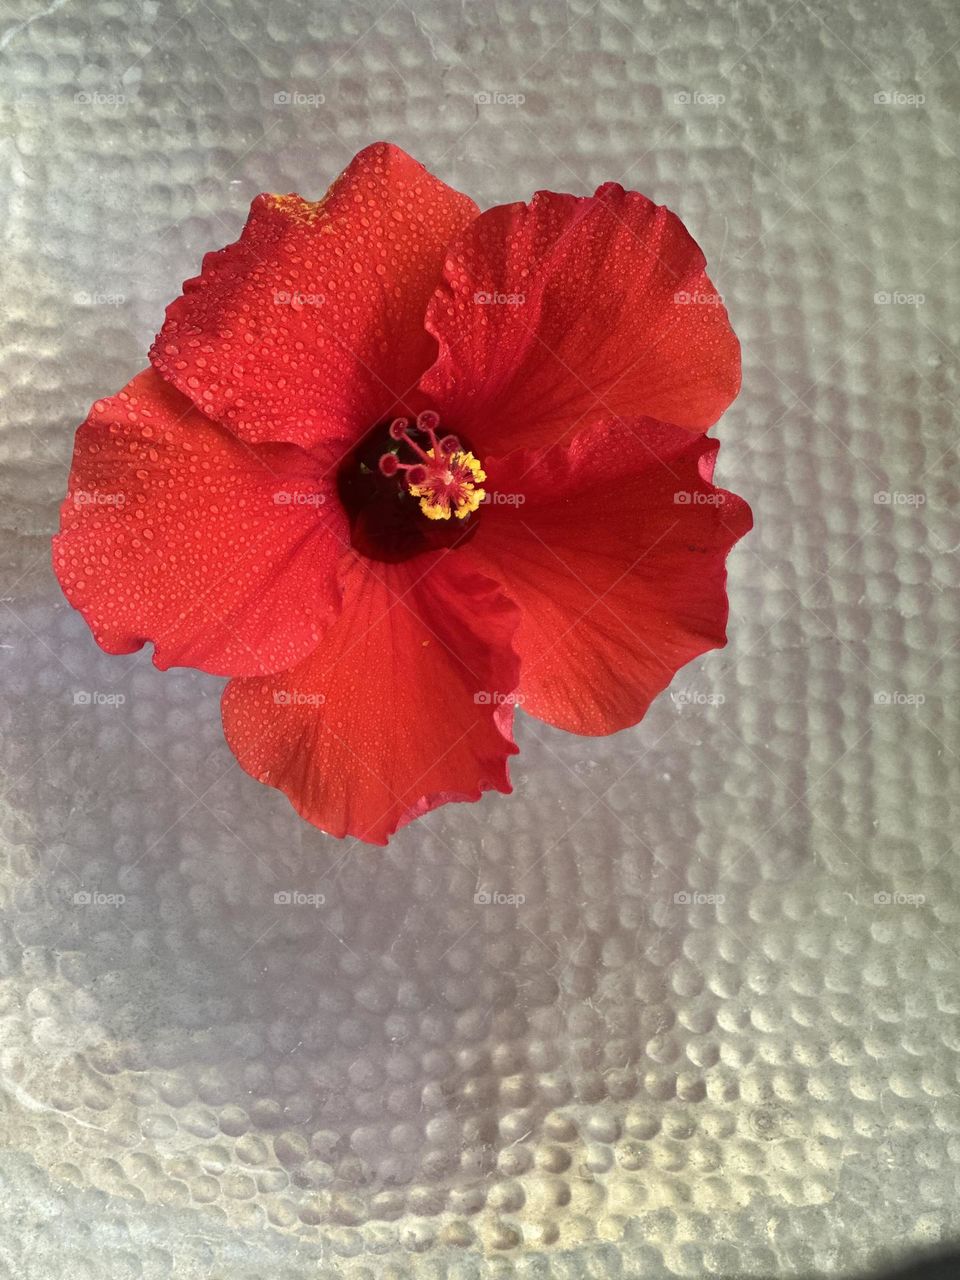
[2, 0, 960, 1276]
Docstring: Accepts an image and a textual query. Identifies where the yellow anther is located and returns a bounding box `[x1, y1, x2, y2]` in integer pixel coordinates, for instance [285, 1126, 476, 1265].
[408, 448, 486, 521]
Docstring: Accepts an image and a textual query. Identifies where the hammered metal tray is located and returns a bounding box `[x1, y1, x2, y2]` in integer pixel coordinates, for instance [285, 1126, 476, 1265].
[1, 0, 959, 1275]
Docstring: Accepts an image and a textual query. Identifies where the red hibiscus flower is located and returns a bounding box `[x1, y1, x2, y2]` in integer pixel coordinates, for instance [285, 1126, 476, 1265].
[53, 142, 751, 844]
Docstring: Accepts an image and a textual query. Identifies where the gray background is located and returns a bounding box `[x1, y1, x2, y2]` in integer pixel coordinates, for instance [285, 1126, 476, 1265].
[1, 0, 959, 1276]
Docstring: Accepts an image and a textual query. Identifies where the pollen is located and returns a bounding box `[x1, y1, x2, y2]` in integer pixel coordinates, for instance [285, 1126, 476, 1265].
[408, 447, 486, 520]
[379, 411, 486, 521]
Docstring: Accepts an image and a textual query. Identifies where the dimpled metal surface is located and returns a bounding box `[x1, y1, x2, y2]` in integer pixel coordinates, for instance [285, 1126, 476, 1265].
[1, 0, 960, 1276]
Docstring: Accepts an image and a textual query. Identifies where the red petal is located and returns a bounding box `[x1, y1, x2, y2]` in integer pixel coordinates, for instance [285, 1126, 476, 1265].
[420, 184, 740, 453]
[221, 553, 522, 844]
[461, 418, 752, 735]
[151, 142, 479, 450]
[53, 369, 347, 676]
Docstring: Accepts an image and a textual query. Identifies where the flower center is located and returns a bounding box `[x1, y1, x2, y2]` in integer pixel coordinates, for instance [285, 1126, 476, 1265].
[378, 411, 486, 521]
[336, 411, 485, 563]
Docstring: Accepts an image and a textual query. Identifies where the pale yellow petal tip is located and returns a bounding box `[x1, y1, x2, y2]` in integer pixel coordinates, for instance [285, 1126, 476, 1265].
[263, 192, 328, 224]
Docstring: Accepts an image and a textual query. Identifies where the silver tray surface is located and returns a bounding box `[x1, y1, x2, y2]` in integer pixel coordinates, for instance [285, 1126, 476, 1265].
[1, 0, 959, 1275]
